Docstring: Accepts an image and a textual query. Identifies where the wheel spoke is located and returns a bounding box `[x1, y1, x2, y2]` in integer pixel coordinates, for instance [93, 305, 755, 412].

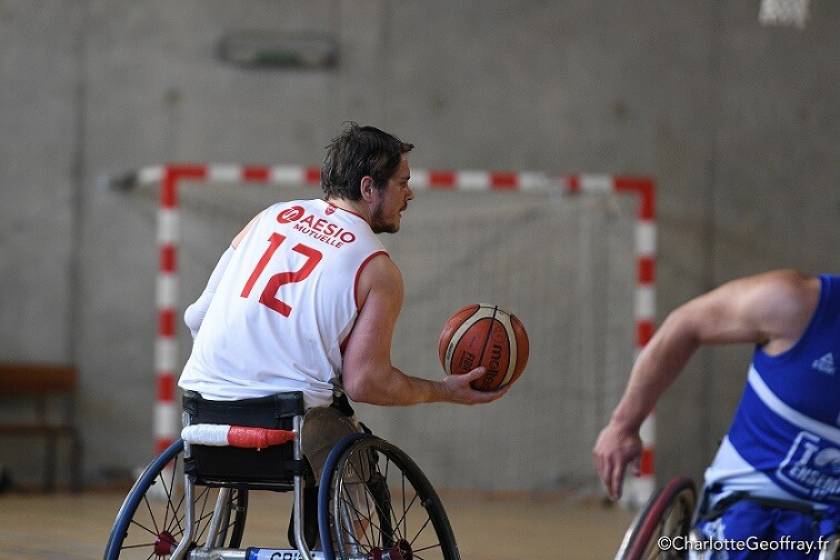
[408, 514, 433, 548]
[166, 490, 187, 535]
[191, 487, 212, 543]
[359, 459, 377, 547]
[365, 456, 401, 546]
[401, 466, 407, 540]
[338, 470, 375, 551]
[375, 487, 402, 546]
[340, 492, 390, 537]
[143, 495, 161, 536]
[129, 518, 161, 539]
[170, 514, 186, 539]
[376, 455, 404, 544]
[413, 542, 443, 553]
[339, 490, 377, 549]
[348, 449, 380, 548]
[194, 501, 220, 544]
[119, 540, 159, 550]
[107, 444, 212, 560]
[161, 456, 180, 532]
[330, 439, 455, 560]
[392, 492, 419, 541]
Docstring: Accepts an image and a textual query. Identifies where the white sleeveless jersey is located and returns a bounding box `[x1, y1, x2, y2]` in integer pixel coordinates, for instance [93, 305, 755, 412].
[178, 199, 388, 408]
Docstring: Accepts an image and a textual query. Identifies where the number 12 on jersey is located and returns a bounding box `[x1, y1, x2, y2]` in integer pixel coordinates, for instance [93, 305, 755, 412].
[240, 233, 323, 317]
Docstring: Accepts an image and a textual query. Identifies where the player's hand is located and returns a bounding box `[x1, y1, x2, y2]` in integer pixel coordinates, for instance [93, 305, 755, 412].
[441, 367, 509, 405]
[592, 421, 642, 501]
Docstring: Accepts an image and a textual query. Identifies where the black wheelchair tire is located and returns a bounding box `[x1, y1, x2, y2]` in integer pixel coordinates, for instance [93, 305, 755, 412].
[616, 476, 697, 560]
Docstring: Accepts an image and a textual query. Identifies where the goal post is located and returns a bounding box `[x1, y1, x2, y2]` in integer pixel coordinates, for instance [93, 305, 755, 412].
[111, 163, 656, 501]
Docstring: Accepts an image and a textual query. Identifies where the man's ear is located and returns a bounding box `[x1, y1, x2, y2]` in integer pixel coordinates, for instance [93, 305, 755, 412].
[359, 176, 375, 202]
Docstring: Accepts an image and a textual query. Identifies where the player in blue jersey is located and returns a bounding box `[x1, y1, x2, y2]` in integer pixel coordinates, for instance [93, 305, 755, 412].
[594, 270, 840, 559]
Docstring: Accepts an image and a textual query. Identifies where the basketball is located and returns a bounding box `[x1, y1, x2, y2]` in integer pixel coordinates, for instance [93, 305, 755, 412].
[438, 304, 529, 391]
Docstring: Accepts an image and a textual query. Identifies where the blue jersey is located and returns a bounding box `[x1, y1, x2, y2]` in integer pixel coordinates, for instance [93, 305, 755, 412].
[704, 274, 840, 507]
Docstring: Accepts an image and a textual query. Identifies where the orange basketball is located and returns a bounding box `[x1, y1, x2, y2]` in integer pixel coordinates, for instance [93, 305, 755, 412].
[438, 304, 529, 391]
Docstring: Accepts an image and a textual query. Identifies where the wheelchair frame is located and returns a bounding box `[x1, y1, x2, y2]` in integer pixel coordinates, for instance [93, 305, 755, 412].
[615, 476, 840, 560]
[104, 413, 459, 560]
[173, 415, 314, 560]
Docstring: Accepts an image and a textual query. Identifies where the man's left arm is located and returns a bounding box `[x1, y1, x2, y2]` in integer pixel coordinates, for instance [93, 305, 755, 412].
[593, 269, 818, 499]
[184, 246, 234, 338]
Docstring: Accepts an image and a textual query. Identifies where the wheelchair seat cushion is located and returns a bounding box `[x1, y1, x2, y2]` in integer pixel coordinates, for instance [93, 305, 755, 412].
[182, 390, 305, 485]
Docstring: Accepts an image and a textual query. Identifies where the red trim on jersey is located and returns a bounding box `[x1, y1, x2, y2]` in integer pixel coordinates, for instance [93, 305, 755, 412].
[354, 251, 389, 311]
[338, 250, 383, 355]
[325, 200, 369, 223]
[339, 324, 354, 356]
[340, 251, 386, 355]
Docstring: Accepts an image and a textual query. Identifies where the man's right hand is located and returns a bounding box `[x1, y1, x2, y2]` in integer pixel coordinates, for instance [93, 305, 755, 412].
[441, 366, 510, 405]
[592, 421, 643, 500]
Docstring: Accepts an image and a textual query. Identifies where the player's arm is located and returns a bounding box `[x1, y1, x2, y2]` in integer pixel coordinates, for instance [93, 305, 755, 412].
[183, 213, 261, 337]
[184, 246, 233, 337]
[341, 254, 508, 406]
[593, 269, 818, 499]
[230, 212, 260, 249]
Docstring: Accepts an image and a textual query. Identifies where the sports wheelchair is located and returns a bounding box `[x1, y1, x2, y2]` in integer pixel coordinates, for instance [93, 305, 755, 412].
[103, 391, 459, 560]
[614, 477, 840, 560]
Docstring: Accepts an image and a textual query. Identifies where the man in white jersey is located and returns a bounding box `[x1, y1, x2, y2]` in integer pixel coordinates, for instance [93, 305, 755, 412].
[179, 123, 506, 546]
[593, 270, 840, 559]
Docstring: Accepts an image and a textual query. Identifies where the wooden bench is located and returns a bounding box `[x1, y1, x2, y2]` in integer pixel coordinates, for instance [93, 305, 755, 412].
[0, 363, 83, 492]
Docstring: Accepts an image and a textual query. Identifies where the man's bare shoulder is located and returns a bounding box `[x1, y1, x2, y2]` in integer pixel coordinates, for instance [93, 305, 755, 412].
[745, 269, 818, 306]
[356, 252, 403, 309]
[231, 211, 264, 248]
[678, 269, 819, 348]
[742, 269, 820, 348]
[362, 253, 401, 286]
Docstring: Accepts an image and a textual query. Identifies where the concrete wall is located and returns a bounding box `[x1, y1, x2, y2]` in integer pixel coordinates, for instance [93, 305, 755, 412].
[1, 0, 838, 491]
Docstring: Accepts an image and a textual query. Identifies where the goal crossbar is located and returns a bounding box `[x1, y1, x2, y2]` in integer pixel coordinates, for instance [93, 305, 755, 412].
[110, 162, 657, 503]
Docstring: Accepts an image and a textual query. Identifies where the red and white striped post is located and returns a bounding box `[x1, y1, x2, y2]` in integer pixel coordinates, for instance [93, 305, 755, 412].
[569, 175, 657, 507]
[138, 165, 656, 501]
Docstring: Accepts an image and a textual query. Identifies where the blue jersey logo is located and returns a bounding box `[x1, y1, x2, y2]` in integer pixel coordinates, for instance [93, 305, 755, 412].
[777, 432, 840, 501]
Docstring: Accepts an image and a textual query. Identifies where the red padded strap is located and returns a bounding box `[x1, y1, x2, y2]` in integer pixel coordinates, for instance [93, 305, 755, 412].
[226, 426, 296, 449]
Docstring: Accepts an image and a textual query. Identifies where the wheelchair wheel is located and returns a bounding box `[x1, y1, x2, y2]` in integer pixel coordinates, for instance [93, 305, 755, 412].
[318, 433, 460, 560]
[819, 534, 839, 560]
[103, 440, 248, 559]
[615, 476, 697, 560]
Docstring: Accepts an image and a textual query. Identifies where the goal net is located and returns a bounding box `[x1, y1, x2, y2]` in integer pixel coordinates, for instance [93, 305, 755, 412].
[132, 165, 649, 495]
